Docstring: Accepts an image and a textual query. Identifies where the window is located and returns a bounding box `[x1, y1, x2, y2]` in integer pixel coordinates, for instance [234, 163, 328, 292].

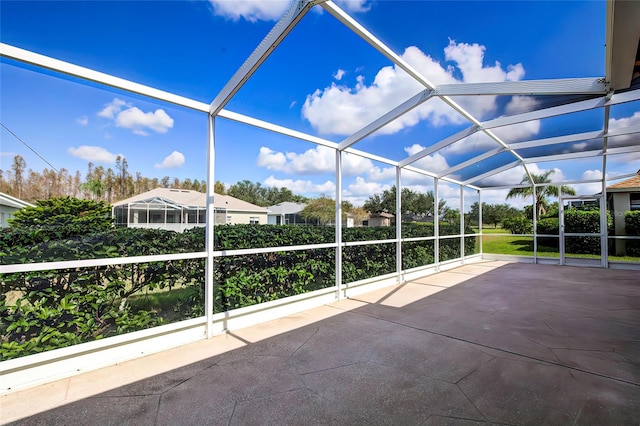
[249, 217, 260, 224]
[631, 193, 640, 211]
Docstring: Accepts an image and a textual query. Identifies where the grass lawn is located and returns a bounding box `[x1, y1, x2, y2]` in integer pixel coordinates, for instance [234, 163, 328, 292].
[479, 227, 640, 262]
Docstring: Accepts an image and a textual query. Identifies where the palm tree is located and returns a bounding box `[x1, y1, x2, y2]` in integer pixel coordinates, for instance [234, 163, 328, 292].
[506, 170, 576, 220]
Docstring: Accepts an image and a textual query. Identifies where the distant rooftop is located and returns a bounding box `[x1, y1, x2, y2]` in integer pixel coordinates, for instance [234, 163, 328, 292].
[112, 188, 267, 212]
[606, 171, 640, 191]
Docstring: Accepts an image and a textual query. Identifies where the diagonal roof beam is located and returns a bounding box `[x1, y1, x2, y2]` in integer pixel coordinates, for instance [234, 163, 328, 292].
[510, 124, 640, 151]
[481, 88, 640, 131]
[462, 161, 521, 186]
[218, 109, 338, 149]
[338, 89, 434, 150]
[434, 78, 606, 96]
[1, 43, 209, 112]
[437, 147, 506, 178]
[321, 1, 531, 179]
[398, 126, 479, 167]
[525, 150, 604, 164]
[209, 0, 323, 116]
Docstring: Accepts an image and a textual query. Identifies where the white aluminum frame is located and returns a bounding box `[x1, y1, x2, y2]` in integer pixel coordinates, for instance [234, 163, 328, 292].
[2, 0, 640, 394]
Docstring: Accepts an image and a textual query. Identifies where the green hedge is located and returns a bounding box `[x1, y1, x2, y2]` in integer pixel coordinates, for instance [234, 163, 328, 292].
[1, 223, 471, 360]
[625, 211, 640, 256]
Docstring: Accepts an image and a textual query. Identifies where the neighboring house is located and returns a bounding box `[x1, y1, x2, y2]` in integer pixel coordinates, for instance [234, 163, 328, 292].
[366, 212, 395, 227]
[267, 202, 355, 227]
[0, 192, 34, 228]
[112, 188, 268, 231]
[267, 202, 310, 225]
[607, 171, 640, 254]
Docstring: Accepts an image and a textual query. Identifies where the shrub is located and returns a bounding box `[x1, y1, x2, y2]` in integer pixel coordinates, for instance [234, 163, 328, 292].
[1, 222, 474, 360]
[625, 211, 640, 256]
[502, 217, 532, 234]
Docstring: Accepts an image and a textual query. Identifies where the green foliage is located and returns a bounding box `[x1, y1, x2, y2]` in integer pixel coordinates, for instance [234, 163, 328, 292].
[624, 211, 640, 256]
[502, 217, 533, 234]
[363, 186, 446, 217]
[226, 180, 308, 207]
[625, 211, 640, 235]
[2, 222, 475, 360]
[300, 197, 337, 225]
[506, 171, 576, 220]
[9, 197, 113, 234]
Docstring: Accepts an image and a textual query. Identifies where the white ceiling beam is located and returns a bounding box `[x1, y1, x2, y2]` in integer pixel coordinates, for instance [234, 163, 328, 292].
[481, 97, 607, 130]
[217, 109, 338, 149]
[209, 0, 321, 116]
[342, 147, 399, 167]
[0, 43, 209, 112]
[525, 151, 603, 164]
[605, 145, 640, 157]
[462, 161, 521, 185]
[437, 147, 506, 178]
[434, 78, 606, 96]
[398, 126, 479, 167]
[338, 89, 433, 150]
[524, 144, 640, 165]
[510, 130, 604, 150]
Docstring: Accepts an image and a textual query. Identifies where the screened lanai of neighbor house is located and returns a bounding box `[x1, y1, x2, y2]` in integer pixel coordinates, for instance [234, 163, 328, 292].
[0, 0, 639, 421]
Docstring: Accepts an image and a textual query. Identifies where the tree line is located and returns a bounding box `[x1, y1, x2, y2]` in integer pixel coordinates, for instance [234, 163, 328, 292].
[0, 155, 307, 207]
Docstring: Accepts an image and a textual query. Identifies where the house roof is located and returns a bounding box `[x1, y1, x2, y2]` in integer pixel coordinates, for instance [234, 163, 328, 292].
[267, 202, 306, 215]
[607, 172, 640, 192]
[0, 192, 34, 209]
[371, 212, 395, 219]
[112, 188, 267, 213]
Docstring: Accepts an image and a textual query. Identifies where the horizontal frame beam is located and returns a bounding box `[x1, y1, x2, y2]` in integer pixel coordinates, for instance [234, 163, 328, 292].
[1, 43, 209, 112]
[434, 77, 606, 96]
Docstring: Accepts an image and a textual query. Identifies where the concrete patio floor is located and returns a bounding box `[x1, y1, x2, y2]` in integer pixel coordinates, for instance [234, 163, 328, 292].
[2, 261, 639, 425]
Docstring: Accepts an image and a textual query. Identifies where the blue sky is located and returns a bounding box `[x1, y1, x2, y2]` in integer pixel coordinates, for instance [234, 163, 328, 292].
[1, 0, 638, 208]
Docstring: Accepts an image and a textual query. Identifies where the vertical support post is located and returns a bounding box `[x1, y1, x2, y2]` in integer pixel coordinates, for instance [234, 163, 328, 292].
[600, 185, 608, 268]
[559, 185, 565, 266]
[396, 167, 402, 282]
[205, 114, 216, 338]
[533, 185, 537, 264]
[434, 178, 440, 271]
[335, 149, 343, 300]
[460, 185, 464, 263]
[478, 189, 483, 257]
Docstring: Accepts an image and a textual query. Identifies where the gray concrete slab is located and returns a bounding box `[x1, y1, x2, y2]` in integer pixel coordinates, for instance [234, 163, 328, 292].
[4, 262, 639, 425]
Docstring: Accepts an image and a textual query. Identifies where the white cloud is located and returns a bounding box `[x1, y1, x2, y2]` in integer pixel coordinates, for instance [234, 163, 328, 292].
[346, 176, 391, 197]
[76, 116, 88, 126]
[579, 169, 607, 195]
[257, 146, 287, 170]
[263, 175, 335, 194]
[333, 68, 346, 80]
[98, 98, 174, 136]
[155, 151, 185, 169]
[505, 96, 540, 115]
[256, 145, 376, 176]
[208, 0, 290, 22]
[608, 111, 640, 129]
[208, 0, 370, 21]
[98, 98, 127, 119]
[68, 145, 120, 163]
[337, 0, 371, 13]
[303, 41, 526, 136]
[404, 144, 451, 173]
[366, 165, 396, 182]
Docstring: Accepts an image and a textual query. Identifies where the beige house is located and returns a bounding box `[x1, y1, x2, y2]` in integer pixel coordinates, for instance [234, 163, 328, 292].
[366, 212, 395, 227]
[0, 192, 34, 228]
[607, 171, 640, 254]
[112, 188, 268, 231]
